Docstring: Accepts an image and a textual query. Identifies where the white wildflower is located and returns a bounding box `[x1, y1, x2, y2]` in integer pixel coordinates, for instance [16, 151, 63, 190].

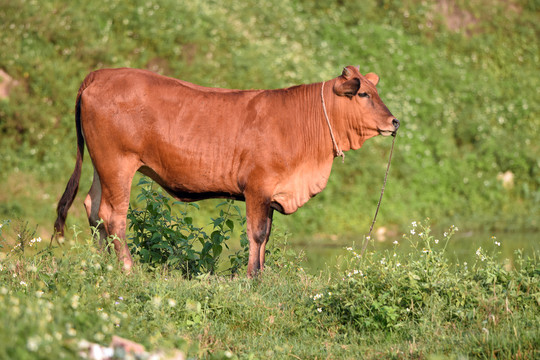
[66, 326, 77, 337]
[410, 229, 416, 235]
[152, 296, 162, 307]
[393, 240, 399, 245]
[26, 336, 40, 351]
[412, 221, 417, 227]
[476, 247, 486, 261]
[71, 294, 79, 309]
[317, 308, 322, 313]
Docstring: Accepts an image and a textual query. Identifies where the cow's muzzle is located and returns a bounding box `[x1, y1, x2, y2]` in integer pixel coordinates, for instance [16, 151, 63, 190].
[379, 118, 400, 137]
[392, 118, 400, 136]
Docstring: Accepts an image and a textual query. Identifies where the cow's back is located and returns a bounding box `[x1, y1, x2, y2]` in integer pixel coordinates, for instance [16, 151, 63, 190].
[79, 68, 263, 197]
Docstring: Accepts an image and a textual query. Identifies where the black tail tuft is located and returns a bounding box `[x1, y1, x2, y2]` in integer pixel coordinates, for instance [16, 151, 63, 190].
[52, 87, 86, 241]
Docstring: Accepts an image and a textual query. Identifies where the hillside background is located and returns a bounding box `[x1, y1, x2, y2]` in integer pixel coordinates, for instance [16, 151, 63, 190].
[0, 0, 538, 243]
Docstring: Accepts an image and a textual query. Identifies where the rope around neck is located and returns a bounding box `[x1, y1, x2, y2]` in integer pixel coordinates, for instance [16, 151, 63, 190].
[360, 133, 397, 257]
[321, 81, 345, 162]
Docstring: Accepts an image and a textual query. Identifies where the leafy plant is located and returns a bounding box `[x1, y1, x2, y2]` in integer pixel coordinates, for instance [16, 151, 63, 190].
[312, 220, 539, 337]
[127, 176, 248, 277]
[3, 220, 42, 257]
[0, 219, 10, 250]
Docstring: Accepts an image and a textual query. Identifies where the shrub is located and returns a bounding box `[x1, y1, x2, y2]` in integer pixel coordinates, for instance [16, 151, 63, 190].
[312, 220, 539, 335]
[127, 177, 248, 277]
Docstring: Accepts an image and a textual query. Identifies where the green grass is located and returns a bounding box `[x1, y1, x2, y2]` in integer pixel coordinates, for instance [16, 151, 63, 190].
[0, 221, 538, 359]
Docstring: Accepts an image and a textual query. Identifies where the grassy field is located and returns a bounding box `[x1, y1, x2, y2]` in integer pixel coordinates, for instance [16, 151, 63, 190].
[1, 0, 539, 358]
[0, 221, 538, 359]
[1, 223, 535, 360]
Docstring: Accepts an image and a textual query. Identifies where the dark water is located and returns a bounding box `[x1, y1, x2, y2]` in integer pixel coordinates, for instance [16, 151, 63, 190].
[293, 231, 539, 274]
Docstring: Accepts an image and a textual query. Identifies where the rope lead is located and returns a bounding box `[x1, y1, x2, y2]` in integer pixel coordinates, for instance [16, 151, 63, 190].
[360, 133, 397, 257]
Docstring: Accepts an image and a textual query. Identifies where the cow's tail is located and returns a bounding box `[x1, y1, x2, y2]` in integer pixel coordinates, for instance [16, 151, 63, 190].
[52, 75, 92, 241]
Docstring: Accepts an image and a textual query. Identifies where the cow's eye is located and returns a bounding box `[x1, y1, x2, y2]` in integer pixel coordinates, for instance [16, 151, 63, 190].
[358, 92, 369, 98]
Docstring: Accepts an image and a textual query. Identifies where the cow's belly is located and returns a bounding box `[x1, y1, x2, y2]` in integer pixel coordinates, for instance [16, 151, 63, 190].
[138, 151, 242, 200]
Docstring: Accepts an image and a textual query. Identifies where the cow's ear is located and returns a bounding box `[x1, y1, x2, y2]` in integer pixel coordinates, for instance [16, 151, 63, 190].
[341, 67, 352, 79]
[333, 78, 360, 98]
[365, 72, 379, 86]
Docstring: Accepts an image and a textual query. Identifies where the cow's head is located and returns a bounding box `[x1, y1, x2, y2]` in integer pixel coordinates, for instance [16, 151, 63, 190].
[332, 66, 399, 144]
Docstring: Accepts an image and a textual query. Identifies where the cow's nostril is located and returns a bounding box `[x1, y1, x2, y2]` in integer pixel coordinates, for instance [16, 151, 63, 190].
[392, 119, 400, 130]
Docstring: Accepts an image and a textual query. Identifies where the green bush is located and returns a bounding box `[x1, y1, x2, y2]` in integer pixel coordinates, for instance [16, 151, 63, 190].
[127, 176, 248, 277]
[311, 220, 539, 356]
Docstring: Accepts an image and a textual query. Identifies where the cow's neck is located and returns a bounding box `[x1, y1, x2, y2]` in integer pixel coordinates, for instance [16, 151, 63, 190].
[320, 81, 368, 153]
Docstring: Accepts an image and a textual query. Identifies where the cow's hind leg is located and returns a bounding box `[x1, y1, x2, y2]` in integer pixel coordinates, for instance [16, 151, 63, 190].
[84, 169, 107, 247]
[245, 193, 273, 277]
[96, 163, 138, 271]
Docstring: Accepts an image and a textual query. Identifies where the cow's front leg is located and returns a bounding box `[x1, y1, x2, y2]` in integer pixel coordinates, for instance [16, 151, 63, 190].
[245, 194, 273, 278]
[258, 208, 274, 271]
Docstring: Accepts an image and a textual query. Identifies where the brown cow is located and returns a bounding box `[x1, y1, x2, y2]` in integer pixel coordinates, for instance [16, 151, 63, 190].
[53, 65, 399, 277]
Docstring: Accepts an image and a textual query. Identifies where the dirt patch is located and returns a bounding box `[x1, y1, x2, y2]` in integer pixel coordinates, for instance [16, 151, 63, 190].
[435, 0, 478, 33]
[182, 43, 198, 66]
[434, 0, 523, 35]
[0, 69, 19, 100]
[146, 57, 173, 75]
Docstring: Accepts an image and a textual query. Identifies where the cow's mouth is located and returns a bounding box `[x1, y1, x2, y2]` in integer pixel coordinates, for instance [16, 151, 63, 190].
[378, 129, 396, 137]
